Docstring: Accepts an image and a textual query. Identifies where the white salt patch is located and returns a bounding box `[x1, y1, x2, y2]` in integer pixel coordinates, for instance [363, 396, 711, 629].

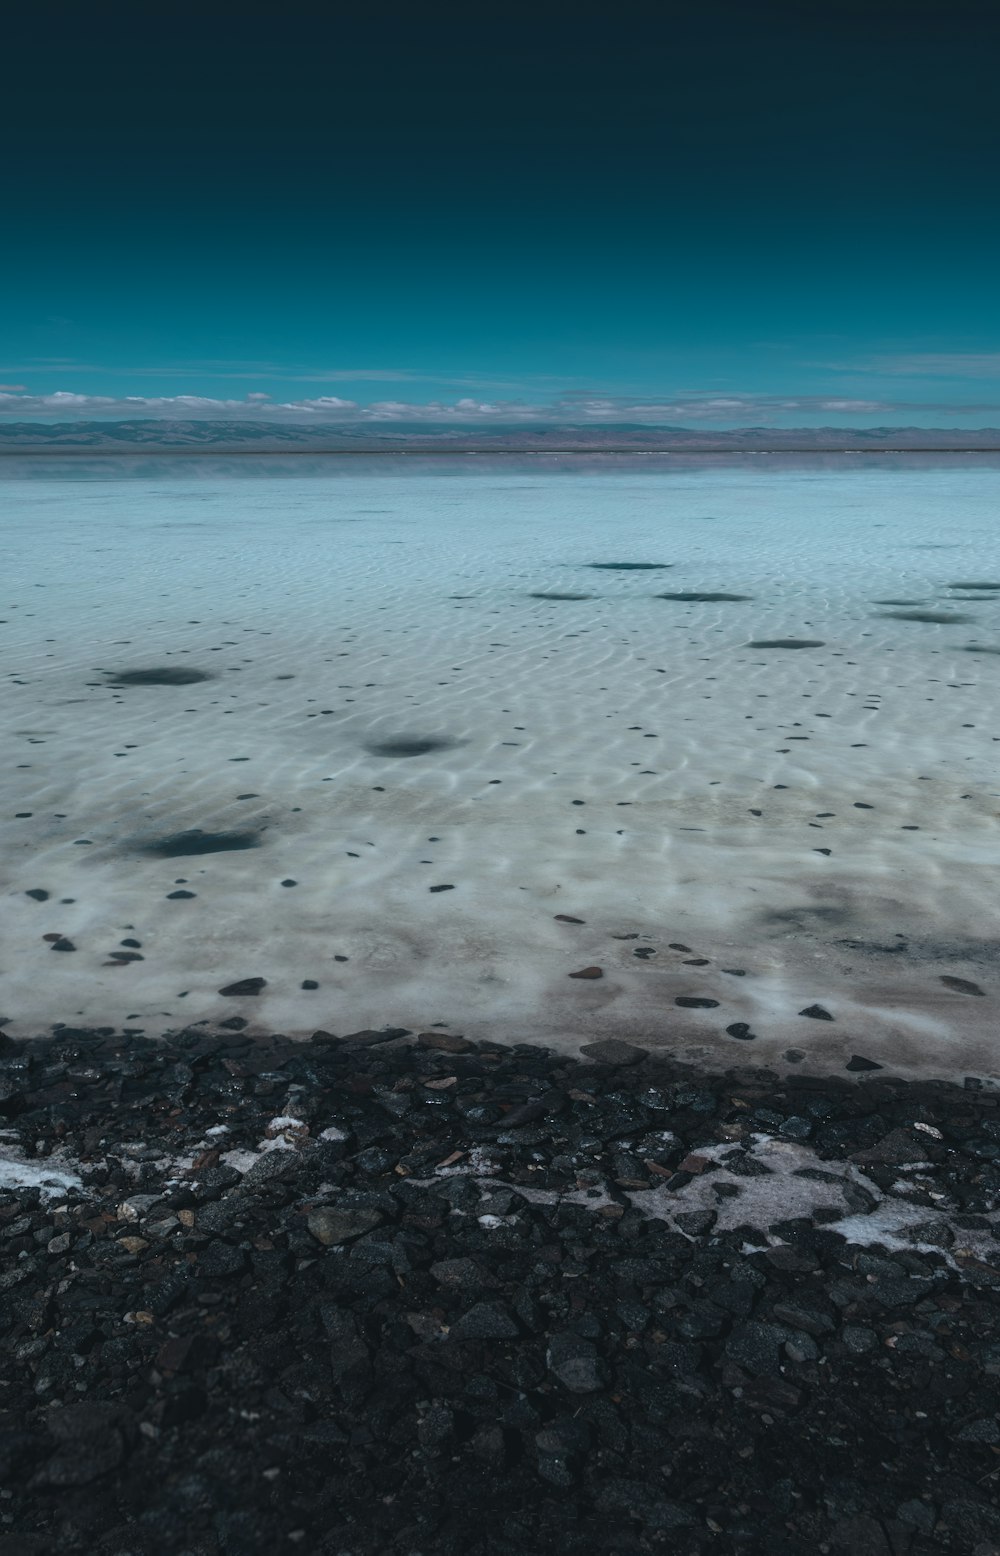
[0, 1150, 82, 1198]
[220, 1119, 310, 1173]
[433, 1146, 506, 1177]
[412, 1129, 1000, 1279]
[205, 1125, 230, 1137]
[319, 1126, 348, 1142]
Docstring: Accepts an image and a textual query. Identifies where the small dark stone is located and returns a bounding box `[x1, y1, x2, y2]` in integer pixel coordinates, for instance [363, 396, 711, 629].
[25, 889, 49, 901]
[579, 1039, 647, 1064]
[450, 1301, 520, 1340]
[675, 1210, 717, 1236]
[307, 1206, 383, 1246]
[846, 1054, 883, 1072]
[675, 996, 719, 1008]
[195, 1241, 248, 1278]
[418, 1031, 473, 1052]
[301, 979, 319, 990]
[799, 1003, 834, 1020]
[218, 977, 267, 996]
[546, 1331, 604, 1392]
[726, 1022, 756, 1040]
[166, 890, 196, 899]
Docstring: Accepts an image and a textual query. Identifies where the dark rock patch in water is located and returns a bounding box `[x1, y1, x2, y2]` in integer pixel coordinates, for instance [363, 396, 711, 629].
[528, 592, 594, 600]
[872, 599, 927, 606]
[762, 905, 851, 930]
[940, 975, 985, 996]
[748, 638, 825, 649]
[657, 592, 752, 602]
[135, 830, 262, 858]
[948, 581, 1000, 589]
[104, 667, 215, 686]
[962, 644, 1000, 654]
[365, 736, 460, 758]
[587, 562, 673, 571]
[878, 610, 975, 624]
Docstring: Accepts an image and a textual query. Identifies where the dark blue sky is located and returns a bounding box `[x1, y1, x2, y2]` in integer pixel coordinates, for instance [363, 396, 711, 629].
[4, 0, 1000, 426]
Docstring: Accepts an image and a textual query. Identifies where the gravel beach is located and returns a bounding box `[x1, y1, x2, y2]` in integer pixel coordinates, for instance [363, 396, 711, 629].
[3, 1022, 1000, 1554]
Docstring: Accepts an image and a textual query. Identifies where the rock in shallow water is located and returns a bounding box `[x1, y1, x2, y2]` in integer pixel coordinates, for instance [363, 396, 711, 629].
[217, 977, 267, 996]
[579, 1038, 648, 1065]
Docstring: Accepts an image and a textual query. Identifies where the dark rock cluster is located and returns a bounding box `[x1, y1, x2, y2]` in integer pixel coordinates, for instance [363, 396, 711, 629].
[2, 1024, 1000, 1555]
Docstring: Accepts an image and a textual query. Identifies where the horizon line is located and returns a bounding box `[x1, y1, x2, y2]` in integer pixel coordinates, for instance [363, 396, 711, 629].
[5, 446, 1000, 457]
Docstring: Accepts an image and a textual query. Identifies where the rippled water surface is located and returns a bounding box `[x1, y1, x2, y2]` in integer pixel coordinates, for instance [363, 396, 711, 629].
[1, 453, 998, 1077]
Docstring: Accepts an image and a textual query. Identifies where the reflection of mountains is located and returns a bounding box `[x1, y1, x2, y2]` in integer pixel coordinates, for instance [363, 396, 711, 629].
[3, 419, 1000, 454]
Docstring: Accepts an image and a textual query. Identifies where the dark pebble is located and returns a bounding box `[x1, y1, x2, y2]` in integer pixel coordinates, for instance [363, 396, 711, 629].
[217, 977, 267, 996]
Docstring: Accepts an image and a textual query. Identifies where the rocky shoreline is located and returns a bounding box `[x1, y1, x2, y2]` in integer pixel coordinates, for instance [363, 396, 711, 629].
[2, 1022, 1000, 1555]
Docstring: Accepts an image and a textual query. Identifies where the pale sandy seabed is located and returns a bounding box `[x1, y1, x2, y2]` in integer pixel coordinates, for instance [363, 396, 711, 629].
[1, 453, 998, 1080]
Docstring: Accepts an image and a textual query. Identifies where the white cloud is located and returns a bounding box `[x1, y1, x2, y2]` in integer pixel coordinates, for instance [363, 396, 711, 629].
[1, 388, 999, 425]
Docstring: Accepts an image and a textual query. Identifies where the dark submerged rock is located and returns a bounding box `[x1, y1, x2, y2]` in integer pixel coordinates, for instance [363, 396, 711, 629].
[748, 638, 826, 649]
[364, 736, 459, 757]
[104, 667, 214, 686]
[878, 609, 975, 623]
[656, 591, 752, 601]
[137, 829, 261, 858]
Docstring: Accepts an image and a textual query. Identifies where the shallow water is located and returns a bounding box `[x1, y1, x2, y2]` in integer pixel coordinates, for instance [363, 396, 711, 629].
[2, 452, 999, 1078]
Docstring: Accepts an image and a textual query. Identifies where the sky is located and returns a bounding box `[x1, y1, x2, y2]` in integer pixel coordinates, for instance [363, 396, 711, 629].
[3, 0, 1000, 428]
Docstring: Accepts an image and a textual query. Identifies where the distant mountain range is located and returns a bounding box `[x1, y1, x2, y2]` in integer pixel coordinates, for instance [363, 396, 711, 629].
[2, 420, 1000, 453]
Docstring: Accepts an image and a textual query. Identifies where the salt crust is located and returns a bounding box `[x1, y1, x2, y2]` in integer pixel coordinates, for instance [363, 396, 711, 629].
[2, 457, 999, 1076]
